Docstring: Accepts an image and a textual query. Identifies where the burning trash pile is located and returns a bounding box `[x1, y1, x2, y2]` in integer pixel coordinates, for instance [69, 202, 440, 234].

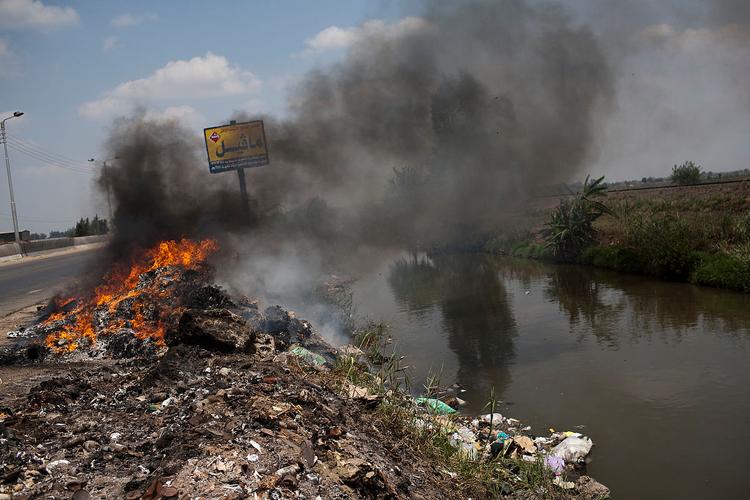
[39, 238, 221, 358]
[0, 238, 608, 499]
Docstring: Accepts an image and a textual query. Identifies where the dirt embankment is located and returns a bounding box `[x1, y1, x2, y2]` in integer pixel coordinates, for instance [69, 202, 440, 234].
[526, 179, 750, 215]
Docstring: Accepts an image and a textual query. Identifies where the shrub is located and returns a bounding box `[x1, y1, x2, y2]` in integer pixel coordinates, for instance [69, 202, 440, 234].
[671, 161, 702, 185]
[581, 245, 648, 274]
[623, 213, 703, 280]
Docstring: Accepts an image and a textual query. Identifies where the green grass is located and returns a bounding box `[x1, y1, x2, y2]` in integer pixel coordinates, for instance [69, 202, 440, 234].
[692, 252, 750, 293]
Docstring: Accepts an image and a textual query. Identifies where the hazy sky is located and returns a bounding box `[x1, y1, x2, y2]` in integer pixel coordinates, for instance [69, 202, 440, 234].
[0, 0, 748, 233]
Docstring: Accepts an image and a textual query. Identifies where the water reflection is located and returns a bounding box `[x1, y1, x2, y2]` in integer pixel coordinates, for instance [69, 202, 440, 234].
[507, 260, 750, 343]
[364, 253, 750, 500]
[541, 264, 625, 347]
[388, 254, 517, 396]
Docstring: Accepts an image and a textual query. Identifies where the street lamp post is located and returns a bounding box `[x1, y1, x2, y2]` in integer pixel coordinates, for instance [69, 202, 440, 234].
[1, 111, 24, 243]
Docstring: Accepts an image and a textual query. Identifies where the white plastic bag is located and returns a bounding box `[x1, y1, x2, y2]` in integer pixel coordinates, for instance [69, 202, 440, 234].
[551, 436, 593, 463]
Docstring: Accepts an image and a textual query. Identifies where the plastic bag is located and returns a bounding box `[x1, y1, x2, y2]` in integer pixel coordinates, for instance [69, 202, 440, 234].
[551, 436, 593, 463]
[414, 397, 457, 415]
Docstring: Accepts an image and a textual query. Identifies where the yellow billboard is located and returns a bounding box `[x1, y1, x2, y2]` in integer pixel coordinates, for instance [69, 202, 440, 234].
[203, 120, 269, 173]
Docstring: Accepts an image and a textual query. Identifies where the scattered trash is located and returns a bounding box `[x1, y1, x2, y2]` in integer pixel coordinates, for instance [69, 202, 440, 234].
[553, 476, 575, 489]
[288, 345, 327, 366]
[545, 455, 566, 475]
[512, 435, 536, 455]
[449, 426, 480, 459]
[414, 397, 457, 415]
[476, 413, 504, 425]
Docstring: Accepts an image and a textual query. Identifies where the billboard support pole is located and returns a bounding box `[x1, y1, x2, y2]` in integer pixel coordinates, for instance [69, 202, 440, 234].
[228, 120, 250, 213]
[237, 167, 249, 213]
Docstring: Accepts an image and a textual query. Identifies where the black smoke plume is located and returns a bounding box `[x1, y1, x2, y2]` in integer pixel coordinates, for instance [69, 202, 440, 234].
[102, 0, 613, 255]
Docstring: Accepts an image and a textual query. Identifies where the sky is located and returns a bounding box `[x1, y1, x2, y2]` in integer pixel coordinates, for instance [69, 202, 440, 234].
[0, 0, 749, 233]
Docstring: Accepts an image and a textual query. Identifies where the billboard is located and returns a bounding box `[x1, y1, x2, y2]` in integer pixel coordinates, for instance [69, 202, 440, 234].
[203, 120, 269, 174]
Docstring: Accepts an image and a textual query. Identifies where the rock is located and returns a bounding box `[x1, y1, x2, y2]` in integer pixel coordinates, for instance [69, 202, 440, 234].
[168, 308, 255, 352]
[45, 459, 70, 474]
[576, 475, 610, 499]
[71, 490, 92, 500]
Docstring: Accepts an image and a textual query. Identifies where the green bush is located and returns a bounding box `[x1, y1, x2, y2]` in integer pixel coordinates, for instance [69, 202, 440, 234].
[692, 253, 750, 292]
[671, 161, 702, 185]
[623, 213, 703, 280]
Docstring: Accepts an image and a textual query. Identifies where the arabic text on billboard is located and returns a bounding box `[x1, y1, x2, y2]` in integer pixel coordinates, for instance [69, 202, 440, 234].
[203, 120, 268, 174]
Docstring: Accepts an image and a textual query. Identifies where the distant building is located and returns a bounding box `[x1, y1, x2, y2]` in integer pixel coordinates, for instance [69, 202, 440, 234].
[0, 230, 30, 243]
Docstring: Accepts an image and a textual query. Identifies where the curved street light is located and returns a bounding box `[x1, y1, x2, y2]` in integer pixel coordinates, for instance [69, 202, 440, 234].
[1, 111, 25, 243]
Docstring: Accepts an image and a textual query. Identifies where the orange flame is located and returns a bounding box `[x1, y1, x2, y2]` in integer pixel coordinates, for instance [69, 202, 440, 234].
[44, 238, 218, 353]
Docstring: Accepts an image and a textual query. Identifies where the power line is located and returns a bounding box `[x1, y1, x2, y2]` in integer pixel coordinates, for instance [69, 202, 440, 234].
[6, 143, 95, 174]
[6, 139, 95, 171]
[6, 133, 94, 168]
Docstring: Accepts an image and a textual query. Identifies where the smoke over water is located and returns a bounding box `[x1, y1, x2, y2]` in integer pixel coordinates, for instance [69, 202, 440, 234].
[105, 0, 612, 251]
[97, 0, 615, 336]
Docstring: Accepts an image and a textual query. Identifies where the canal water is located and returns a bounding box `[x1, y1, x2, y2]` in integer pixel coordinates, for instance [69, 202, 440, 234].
[351, 253, 750, 500]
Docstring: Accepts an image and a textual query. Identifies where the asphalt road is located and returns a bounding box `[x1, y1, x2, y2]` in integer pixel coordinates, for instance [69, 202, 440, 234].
[0, 249, 100, 317]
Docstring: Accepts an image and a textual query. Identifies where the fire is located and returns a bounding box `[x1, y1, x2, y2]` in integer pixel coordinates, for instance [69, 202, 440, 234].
[44, 238, 218, 353]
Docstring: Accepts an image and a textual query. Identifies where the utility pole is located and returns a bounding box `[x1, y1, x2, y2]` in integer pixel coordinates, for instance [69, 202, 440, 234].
[89, 157, 118, 228]
[1, 111, 24, 243]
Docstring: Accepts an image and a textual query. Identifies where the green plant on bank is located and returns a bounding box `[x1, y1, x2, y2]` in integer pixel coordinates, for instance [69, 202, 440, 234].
[484, 386, 498, 433]
[671, 160, 702, 185]
[542, 175, 613, 261]
[353, 321, 388, 359]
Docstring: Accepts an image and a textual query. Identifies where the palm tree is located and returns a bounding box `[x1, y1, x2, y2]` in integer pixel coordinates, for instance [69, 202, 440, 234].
[542, 175, 613, 260]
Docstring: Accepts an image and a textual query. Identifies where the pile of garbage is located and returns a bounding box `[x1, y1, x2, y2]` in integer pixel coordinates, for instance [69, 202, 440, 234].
[427, 409, 606, 493]
[1, 265, 608, 499]
[0, 317, 456, 498]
